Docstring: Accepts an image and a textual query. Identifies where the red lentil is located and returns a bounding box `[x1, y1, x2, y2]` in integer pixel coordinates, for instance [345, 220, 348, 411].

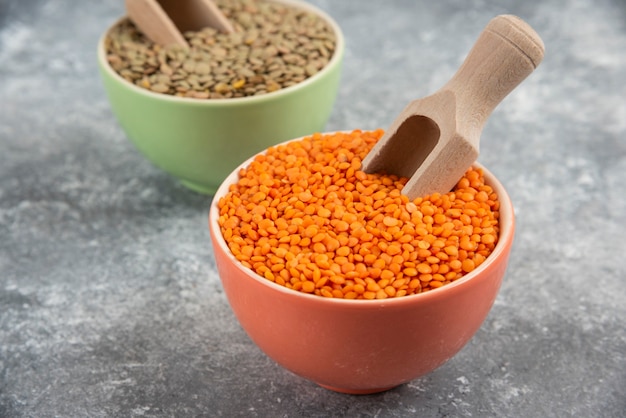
[217, 130, 500, 299]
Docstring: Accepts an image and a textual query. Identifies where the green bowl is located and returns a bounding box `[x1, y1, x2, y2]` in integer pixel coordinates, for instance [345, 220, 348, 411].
[97, 0, 344, 194]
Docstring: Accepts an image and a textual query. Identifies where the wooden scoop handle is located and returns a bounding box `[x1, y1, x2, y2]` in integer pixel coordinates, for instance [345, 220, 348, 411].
[443, 14, 545, 141]
[126, 0, 189, 47]
[158, 0, 234, 34]
[125, 0, 234, 48]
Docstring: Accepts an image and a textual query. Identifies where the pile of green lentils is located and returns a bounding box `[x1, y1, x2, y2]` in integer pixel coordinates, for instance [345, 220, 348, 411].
[104, 0, 337, 99]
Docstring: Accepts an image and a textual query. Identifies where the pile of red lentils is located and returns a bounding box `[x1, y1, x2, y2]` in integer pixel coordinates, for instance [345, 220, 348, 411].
[217, 130, 500, 299]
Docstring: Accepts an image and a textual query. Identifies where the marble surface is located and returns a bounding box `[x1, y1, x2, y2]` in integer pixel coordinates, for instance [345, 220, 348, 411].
[1, 0, 625, 416]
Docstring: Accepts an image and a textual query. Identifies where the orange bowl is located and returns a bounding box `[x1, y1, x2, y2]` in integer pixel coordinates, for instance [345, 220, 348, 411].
[208, 136, 515, 394]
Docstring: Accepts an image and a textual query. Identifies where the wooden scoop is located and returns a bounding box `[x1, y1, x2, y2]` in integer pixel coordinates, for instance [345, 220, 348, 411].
[361, 15, 544, 199]
[125, 0, 234, 48]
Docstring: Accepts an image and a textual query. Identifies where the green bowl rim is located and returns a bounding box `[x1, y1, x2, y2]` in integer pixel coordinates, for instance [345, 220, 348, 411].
[97, 0, 346, 107]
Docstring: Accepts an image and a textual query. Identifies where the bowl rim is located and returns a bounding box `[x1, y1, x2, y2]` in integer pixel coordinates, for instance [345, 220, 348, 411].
[209, 132, 516, 308]
[97, 0, 345, 107]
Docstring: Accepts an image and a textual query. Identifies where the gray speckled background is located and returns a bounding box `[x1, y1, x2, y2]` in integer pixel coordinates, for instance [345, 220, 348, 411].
[1, 0, 625, 416]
